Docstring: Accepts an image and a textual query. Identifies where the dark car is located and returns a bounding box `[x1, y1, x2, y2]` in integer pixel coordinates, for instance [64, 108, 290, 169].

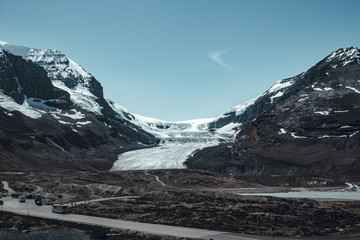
[26, 194, 33, 199]
[0, 200, 3, 205]
[35, 199, 42, 206]
[11, 193, 20, 198]
[34, 194, 44, 200]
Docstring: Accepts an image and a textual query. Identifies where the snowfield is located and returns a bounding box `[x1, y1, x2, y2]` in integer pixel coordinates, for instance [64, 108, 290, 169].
[0, 90, 43, 119]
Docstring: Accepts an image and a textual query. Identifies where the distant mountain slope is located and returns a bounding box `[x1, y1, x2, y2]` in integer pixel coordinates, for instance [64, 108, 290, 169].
[208, 47, 360, 132]
[186, 47, 360, 180]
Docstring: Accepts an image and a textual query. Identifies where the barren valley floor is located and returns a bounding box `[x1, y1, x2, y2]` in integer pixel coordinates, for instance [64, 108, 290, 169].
[0, 169, 359, 239]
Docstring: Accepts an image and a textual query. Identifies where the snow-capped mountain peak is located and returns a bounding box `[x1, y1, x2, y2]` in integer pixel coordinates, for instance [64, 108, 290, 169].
[325, 47, 359, 67]
[0, 41, 107, 116]
[0, 41, 92, 86]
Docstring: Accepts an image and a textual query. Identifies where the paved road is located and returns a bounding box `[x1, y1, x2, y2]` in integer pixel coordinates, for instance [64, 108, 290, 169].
[1, 197, 360, 240]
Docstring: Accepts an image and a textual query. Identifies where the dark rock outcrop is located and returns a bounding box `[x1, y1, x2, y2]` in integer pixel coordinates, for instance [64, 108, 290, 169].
[0, 107, 138, 171]
[0, 50, 71, 107]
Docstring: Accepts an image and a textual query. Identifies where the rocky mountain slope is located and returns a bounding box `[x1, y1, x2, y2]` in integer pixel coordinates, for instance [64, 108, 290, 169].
[0, 42, 158, 171]
[186, 47, 360, 180]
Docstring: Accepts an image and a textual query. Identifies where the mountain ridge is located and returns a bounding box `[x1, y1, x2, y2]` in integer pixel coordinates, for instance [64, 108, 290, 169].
[1, 40, 359, 174]
[186, 47, 360, 180]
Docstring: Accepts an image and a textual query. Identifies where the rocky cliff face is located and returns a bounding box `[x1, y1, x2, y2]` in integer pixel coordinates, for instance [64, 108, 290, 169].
[186, 47, 360, 180]
[0, 50, 70, 107]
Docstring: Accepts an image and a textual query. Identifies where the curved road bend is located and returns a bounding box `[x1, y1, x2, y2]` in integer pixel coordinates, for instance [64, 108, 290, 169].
[1, 198, 360, 240]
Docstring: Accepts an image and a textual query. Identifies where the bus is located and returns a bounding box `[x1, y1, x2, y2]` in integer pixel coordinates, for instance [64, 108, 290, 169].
[52, 204, 69, 214]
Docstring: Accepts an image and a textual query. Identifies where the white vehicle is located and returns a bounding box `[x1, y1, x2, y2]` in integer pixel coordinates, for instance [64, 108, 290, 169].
[52, 204, 69, 214]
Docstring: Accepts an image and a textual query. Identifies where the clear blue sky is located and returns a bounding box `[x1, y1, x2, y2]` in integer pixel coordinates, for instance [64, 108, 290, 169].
[1, 0, 360, 121]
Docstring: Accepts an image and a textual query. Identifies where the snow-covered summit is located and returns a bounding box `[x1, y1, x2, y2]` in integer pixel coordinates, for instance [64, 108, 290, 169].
[325, 47, 359, 67]
[0, 41, 104, 115]
[0, 41, 91, 83]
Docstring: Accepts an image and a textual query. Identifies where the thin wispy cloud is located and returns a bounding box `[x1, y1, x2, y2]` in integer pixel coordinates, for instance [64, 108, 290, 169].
[208, 50, 232, 71]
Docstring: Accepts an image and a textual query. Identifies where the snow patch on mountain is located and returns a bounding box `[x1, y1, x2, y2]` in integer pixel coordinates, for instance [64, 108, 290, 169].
[0, 90, 43, 119]
[54, 109, 85, 120]
[314, 111, 330, 115]
[279, 128, 286, 134]
[224, 97, 258, 117]
[268, 79, 294, 93]
[52, 80, 102, 114]
[215, 122, 242, 138]
[345, 86, 360, 94]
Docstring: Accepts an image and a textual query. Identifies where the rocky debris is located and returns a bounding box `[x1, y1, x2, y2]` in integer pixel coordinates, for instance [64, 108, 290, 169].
[4, 169, 360, 237]
[1, 169, 256, 202]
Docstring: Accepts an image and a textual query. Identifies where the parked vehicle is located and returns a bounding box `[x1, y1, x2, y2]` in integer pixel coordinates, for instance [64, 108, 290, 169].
[26, 194, 33, 199]
[11, 193, 20, 198]
[0, 200, 3, 205]
[19, 195, 26, 203]
[34, 194, 45, 200]
[35, 199, 42, 206]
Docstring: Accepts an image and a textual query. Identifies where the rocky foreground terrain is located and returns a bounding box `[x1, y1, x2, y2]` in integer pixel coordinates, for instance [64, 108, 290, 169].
[1, 170, 360, 238]
[71, 191, 360, 237]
